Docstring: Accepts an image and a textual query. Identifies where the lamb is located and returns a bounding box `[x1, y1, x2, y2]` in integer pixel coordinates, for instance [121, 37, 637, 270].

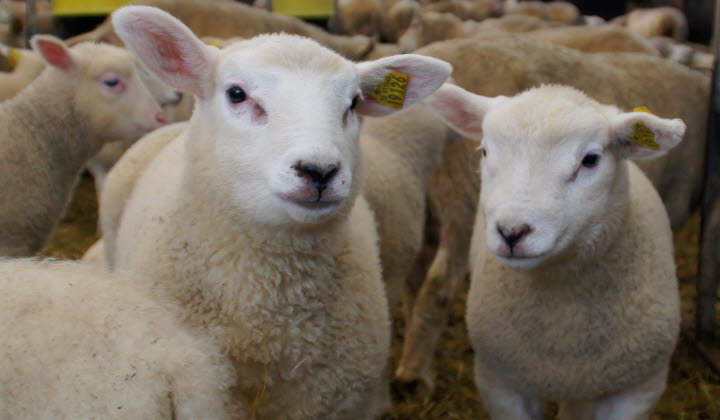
[378, 0, 420, 43]
[0, 35, 165, 257]
[421, 0, 498, 21]
[102, 6, 451, 418]
[398, 15, 658, 57]
[611, 6, 688, 41]
[360, 103, 451, 309]
[0, 45, 192, 195]
[0, 258, 238, 418]
[394, 36, 708, 393]
[426, 83, 683, 419]
[334, 0, 382, 37]
[66, 0, 374, 60]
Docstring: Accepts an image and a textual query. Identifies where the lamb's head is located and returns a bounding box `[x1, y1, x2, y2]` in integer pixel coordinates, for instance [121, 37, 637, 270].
[427, 84, 685, 269]
[112, 6, 452, 227]
[29, 35, 166, 142]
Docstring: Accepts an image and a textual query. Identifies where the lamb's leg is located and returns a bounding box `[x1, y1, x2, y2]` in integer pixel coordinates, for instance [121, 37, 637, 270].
[393, 137, 480, 395]
[557, 367, 668, 420]
[475, 365, 544, 420]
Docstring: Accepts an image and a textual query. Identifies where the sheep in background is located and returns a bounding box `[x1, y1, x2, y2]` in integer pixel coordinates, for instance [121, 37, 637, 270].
[0, 35, 165, 256]
[0, 258, 238, 418]
[0, 43, 44, 100]
[66, 0, 374, 60]
[427, 83, 682, 420]
[611, 6, 688, 41]
[103, 6, 451, 418]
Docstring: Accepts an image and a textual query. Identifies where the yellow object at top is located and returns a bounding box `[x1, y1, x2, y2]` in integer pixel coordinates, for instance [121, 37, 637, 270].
[52, 0, 133, 16]
[271, 0, 335, 18]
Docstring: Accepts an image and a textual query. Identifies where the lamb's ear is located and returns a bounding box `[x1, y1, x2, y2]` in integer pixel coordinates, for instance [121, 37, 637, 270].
[111, 6, 215, 99]
[355, 54, 452, 117]
[423, 83, 498, 139]
[30, 35, 77, 74]
[610, 110, 686, 160]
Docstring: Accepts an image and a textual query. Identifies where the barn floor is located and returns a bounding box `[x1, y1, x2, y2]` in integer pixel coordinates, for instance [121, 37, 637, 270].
[43, 175, 720, 419]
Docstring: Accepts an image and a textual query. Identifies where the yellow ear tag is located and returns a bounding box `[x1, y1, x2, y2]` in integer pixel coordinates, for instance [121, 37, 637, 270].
[7, 48, 21, 69]
[205, 39, 224, 48]
[369, 71, 409, 109]
[631, 106, 659, 150]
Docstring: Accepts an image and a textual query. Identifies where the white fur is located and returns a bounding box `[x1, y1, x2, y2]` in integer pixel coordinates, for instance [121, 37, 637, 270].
[103, 6, 451, 418]
[0, 259, 238, 419]
[426, 84, 683, 419]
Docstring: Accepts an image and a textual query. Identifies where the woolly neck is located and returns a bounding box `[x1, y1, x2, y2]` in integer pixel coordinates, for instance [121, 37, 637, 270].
[3, 69, 94, 174]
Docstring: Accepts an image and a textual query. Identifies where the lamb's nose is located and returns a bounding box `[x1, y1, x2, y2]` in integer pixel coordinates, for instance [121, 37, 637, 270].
[292, 162, 339, 197]
[497, 223, 532, 250]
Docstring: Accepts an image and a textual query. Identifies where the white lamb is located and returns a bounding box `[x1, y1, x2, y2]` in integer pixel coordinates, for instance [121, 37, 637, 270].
[426, 84, 683, 419]
[104, 5, 451, 418]
[0, 35, 165, 256]
[0, 258, 238, 419]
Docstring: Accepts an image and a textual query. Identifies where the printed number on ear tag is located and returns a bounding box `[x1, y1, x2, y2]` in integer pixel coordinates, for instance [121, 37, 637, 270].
[631, 106, 659, 150]
[369, 71, 409, 109]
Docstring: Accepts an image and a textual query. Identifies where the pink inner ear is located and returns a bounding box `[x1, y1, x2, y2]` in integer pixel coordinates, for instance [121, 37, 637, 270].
[148, 30, 195, 79]
[437, 95, 479, 132]
[38, 40, 74, 71]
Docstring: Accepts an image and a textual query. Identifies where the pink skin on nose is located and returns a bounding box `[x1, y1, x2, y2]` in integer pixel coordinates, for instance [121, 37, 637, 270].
[155, 111, 167, 125]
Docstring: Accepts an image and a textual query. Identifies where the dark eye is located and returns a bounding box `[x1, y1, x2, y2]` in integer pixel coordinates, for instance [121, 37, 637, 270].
[227, 86, 246, 103]
[350, 95, 359, 110]
[481, 148, 487, 158]
[103, 78, 119, 87]
[582, 152, 600, 168]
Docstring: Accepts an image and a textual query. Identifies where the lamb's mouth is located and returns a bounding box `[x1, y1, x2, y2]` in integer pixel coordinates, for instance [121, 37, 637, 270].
[277, 194, 342, 211]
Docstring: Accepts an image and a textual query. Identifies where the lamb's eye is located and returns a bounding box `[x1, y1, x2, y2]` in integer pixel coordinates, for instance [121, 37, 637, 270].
[227, 86, 246, 103]
[582, 152, 600, 168]
[481, 148, 487, 158]
[350, 95, 359, 110]
[103, 78, 119, 87]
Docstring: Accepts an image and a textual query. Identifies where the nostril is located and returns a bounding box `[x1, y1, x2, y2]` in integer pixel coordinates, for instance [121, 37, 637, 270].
[497, 223, 532, 249]
[321, 164, 338, 183]
[155, 112, 167, 124]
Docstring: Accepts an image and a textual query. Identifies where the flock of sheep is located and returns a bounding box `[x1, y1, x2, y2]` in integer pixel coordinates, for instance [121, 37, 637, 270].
[0, 0, 712, 418]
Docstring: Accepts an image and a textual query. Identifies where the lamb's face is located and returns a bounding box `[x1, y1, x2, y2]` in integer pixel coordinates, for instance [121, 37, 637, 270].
[425, 84, 685, 270]
[29, 37, 166, 143]
[112, 6, 452, 228]
[479, 94, 618, 269]
[200, 41, 363, 226]
[74, 46, 167, 141]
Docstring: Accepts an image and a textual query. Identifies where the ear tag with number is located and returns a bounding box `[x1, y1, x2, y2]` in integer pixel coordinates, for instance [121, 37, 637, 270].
[369, 71, 408, 109]
[631, 106, 659, 150]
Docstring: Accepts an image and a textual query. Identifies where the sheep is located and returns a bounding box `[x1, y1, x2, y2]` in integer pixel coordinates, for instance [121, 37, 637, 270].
[102, 6, 451, 418]
[426, 83, 683, 420]
[421, 0, 497, 21]
[66, 0, 374, 60]
[0, 258, 238, 418]
[334, 0, 382, 37]
[360, 103, 451, 309]
[0, 35, 165, 257]
[0, 44, 189, 199]
[650, 36, 714, 72]
[611, 6, 688, 41]
[378, 0, 420, 43]
[394, 36, 708, 393]
[0, 43, 44, 100]
[503, 0, 580, 24]
[399, 14, 659, 56]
